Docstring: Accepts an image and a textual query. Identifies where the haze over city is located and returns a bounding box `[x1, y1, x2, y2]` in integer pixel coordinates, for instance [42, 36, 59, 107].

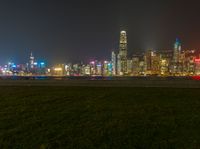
[0, 0, 200, 64]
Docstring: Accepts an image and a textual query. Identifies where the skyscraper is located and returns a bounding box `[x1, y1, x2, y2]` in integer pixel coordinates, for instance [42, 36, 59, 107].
[144, 50, 160, 75]
[172, 38, 182, 74]
[111, 51, 117, 75]
[119, 31, 128, 59]
[29, 52, 35, 69]
[117, 31, 128, 75]
[173, 38, 181, 63]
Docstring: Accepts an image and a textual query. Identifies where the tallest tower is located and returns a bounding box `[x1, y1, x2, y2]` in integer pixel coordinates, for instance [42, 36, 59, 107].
[119, 31, 128, 59]
[117, 31, 128, 75]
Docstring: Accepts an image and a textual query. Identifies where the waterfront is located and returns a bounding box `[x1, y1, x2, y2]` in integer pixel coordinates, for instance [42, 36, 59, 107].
[0, 76, 200, 88]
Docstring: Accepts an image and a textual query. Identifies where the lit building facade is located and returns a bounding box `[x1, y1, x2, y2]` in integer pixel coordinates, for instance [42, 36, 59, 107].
[127, 59, 133, 75]
[96, 62, 102, 76]
[132, 57, 140, 76]
[160, 59, 169, 76]
[194, 58, 200, 75]
[117, 31, 128, 75]
[3, 31, 200, 77]
[172, 38, 182, 75]
[29, 52, 35, 70]
[111, 51, 117, 75]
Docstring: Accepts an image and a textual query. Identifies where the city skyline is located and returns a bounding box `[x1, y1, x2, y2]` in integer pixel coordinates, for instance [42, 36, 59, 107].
[1, 30, 200, 77]
[0, 1, 200, 64]
[2, 1, 200, 148]
[0, 28, 197, 66]
[0, 32, 198, 66]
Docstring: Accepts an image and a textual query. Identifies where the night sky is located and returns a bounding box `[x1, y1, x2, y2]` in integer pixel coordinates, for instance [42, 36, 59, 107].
[0, 0, 200, 65]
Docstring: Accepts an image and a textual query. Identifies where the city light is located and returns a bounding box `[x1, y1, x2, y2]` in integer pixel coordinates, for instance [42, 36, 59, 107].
[194, 59, 200, 62]
[90, 61, 95, 64]
[54, 68, 62, 71]
[1, 31, 200, 77]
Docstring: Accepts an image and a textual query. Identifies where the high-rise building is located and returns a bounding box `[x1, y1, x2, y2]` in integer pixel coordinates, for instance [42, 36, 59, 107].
[173, 38, 181, 63]
[29, 52, 34, 69]
[103, 61, 112, 76]
[144, 50, 153, 74]
[132, 57, 140, 76]
[159, 50, 172, 75]
[117, 31, 128, 75]
[96, 62, 102, 76]
[127, 59, 133, 75]
[139, 61, 146, 75]
[184, 50, 196, 75]
[160, 59, 169, 76]
[82, 64, 91, 76]
[194, 58, 200, 75]
[119, 31, 128, 58]
[172, 38, 182, 75]
[151, 52, 160, 75]
[144, 50, 160, 75]
[90, 61, 96, 75]
[111, 51, 117, 75]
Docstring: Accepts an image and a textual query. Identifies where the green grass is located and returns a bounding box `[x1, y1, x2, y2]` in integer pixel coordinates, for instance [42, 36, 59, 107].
[1, 87, 200, 149]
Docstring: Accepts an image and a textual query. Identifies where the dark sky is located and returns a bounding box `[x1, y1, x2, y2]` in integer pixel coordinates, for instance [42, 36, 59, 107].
[0, 0, 200, 65]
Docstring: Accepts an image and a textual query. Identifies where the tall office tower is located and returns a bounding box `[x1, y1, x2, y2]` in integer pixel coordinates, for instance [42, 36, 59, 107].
[117, 31, 128, 75]
[144, 50, 160, 75]
[111, 51, 117, 75]
[173, 38, 182, 63]
[119, 31, 128, 58]
[127, 59, 133, 74]
[132, 57, 140, 76]
[172, 38, 182, 74]
[29, 52, 34, 69]
[144, 50, 153, 74]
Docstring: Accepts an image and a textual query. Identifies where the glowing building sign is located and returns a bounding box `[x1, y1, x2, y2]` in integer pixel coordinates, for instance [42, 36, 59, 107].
[194, 58, 200, 63]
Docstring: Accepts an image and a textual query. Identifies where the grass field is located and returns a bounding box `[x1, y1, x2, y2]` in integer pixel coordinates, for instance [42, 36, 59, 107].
[1, 86, 200, 149]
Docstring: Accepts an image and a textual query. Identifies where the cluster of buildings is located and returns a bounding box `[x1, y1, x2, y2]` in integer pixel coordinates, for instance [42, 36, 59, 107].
[0, 52, 47, 76]
[111, 31, 200, 76]
[1, 30, 200, 76]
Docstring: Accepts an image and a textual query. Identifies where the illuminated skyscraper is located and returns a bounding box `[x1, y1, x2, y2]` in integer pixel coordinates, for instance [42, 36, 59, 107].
[117, 31, 128, 75]
[173, 38, 181, 63]
[111, 51, 117, 75]
[119, 31, 128, 59]
[29, 52, 34, 69]
[132, 57, 140, 76]
[172, 38, 182, 74]
[144, 50, 153, 74]
[144, 50, 160, 75]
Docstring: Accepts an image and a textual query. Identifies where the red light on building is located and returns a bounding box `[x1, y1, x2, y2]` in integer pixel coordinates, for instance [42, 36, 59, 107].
[192, 76, 200, 80]
[194, 58, 200, 63]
